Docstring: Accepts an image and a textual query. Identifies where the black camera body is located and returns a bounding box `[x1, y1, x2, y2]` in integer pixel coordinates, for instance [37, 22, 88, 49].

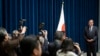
[38, 22, 45, 36]
[39, 22, 45, 30]
[18, 19, 26, 32]
[19, 19, 26, 26]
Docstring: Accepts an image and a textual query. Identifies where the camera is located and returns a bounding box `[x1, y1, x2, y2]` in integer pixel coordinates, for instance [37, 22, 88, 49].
[39, 22, 45, 30]
[18, 19, 26, 32]
[19, 19, 26, 26]
[38, 22, 45, 36]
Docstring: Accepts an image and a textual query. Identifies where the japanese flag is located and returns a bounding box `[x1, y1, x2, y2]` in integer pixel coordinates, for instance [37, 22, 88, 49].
[57, 4, 65, 32]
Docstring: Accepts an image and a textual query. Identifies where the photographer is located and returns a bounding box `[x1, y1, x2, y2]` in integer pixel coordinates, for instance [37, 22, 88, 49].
[38, 22, 49, 56]
[0, 26, 26, 56]
[11, 19, 27, 56]
[12, 26, 26, 56]
[18, 19, 26, 34]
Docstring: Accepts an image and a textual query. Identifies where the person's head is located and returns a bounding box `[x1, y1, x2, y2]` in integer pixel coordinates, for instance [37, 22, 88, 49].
[55, 31, 66, 41]
[0, 27, 9, 43]
[61, 39, 74, 53]
[88, 19, 94, 27]
[20, 35, 42, 56]
[12, 30, 19, 39]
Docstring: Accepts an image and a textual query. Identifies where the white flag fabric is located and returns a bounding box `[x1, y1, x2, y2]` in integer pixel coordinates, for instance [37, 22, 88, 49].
[57, 4, 65, 32]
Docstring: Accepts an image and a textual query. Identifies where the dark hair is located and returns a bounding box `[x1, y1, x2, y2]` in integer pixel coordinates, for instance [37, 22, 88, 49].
[0, 27, 7, 43]
[20, 35, 40, 56]
[61, 39, 74, 53]
[55, 31, 64, 40]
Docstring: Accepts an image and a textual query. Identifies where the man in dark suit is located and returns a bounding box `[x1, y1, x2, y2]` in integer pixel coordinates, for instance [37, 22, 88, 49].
[84, 19, 98, 56]
[0, 26, 26, 56]
[38, 30, 49, 56]
[48, 31, 66, 56]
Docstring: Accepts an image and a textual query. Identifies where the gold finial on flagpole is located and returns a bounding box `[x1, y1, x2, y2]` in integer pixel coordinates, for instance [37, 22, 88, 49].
[62, 0, 64, 5]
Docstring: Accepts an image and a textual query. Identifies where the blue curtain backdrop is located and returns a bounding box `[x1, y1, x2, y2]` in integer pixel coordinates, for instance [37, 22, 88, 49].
[0, 0, 2, 26]
[0, 0, 99, 51]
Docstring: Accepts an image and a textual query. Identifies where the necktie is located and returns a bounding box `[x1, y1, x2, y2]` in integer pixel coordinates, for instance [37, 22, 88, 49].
[89, 27, 92, 32]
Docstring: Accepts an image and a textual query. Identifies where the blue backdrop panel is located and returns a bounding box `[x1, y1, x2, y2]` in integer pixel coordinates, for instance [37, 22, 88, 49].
[1, 0, 99, 51]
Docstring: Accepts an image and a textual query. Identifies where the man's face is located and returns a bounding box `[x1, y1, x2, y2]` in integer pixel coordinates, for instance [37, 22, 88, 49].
[88, 20, 94, 27]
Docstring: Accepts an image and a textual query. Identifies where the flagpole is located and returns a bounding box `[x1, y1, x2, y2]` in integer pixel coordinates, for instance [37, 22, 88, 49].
[62, 1, 65, 33]
[62, 0, 64, 5]
[62, 0, 66, 36]
[62, 1, 64, 5]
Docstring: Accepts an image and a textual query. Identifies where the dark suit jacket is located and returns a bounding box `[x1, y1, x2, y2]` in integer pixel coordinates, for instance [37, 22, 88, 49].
[48, 40, 62, 56]
[0, 34, 24, 56]
[42, 39, 49, 56]
[84, 26, 98, 43]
